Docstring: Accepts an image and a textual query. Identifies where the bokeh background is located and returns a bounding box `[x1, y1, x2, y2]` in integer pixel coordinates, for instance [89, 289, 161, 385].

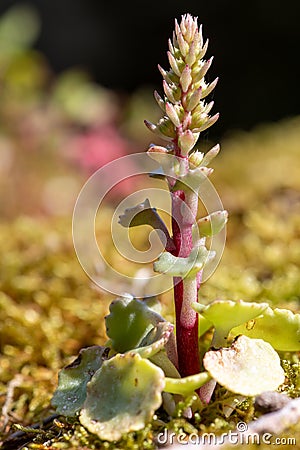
[0, 1, 300, 444]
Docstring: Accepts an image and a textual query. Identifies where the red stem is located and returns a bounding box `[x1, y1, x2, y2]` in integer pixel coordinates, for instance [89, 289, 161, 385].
[171, 189, 200, 377]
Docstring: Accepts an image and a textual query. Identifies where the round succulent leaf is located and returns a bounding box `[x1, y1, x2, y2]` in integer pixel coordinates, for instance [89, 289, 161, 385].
[203, 335, 285, 396]
[105, 296, 165, 353]
[79, 353, 165, 442]
[133, 321, 174, 358]
[164, 372, 211, 396]
[51, 346, 108, 417]
[231, 307, 300, 351]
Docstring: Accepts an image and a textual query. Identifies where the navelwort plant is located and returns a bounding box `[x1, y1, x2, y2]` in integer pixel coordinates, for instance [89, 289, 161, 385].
[51, 14, 300, 442]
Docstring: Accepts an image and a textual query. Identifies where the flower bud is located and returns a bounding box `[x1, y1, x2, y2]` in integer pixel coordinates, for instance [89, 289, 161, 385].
[196, 210, 228, 237]
[154, 90, 165, 112]
[163, 80, 176, 103]
[186, 87, 202, 112]
[201, 77, 219, 98]
[188, 150, 204, 168]
[193, 57, 214, 84]
[198, 39, 209, 59]
[185, 39, 198, 66]
[201, 144, 220, 166]
[177, 31, 189, 57]
[192, 113, 219, 133]
[178, 130, 196, 155]
[167, 51, 181, 77]
[157, 117, 176, 138]
[180, 65, 192, 93]
[165, 102, 181, 128]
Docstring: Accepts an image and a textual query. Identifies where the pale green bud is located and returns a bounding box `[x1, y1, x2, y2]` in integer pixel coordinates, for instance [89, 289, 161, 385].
[177, 31, 189, 57]
[198, 39, 209, 60]
[196, 210, 228, 237]
[163, 80, 176, 103]
[154, 90, 165, 112]
[203, 100, 214, 114]
[167, 51, 181, 77]
[157, 64, 173, 84]
[201, 77, 219, 98]
[144, 120, 173, 142]
[157, 117, 176, 138]
[180, 65, 192, 93]
[193, 57, 214, 84]
[185, 39, 198, 66]
[188, 150, 204, 168]
[201, 144, 220, 166]
[192, 113, 219, 133]
[178, 130, 196, 155]
[186, 87, 202, 112]
[168, 38, 175, 55]
[165, 102, 181, 128]
[147, 144, 169, 154]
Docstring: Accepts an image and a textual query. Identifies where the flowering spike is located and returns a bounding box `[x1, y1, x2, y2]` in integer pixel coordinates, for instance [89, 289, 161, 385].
[144, 15, 221, 382]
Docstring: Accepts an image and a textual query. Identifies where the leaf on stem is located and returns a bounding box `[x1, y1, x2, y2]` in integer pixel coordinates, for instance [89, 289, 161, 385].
[153, 245, 215, 278]
[105, 295, 165, 353]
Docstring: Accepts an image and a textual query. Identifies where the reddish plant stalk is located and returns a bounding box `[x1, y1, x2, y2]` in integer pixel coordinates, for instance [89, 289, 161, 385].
[171, 186, 200, 377]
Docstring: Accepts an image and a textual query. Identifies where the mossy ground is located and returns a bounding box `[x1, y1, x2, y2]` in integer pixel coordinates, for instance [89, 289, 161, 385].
[1, 117, 300, 449]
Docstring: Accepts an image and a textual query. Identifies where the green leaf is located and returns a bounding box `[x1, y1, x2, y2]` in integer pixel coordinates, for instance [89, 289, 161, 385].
[105, 295, 165, 353]
[164, 372, 211, 396]
[194, 210, 228, 237]
[51, 346, 108, 417]
[153, 245, 215, 278]
[231, 307, 300, 351]
[132, 321, 174, 358]
[118, 198, 155, 227]
[193, 300, 269, 347]
[79, 353, 165, 442]
[203, 335, 285, 396]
